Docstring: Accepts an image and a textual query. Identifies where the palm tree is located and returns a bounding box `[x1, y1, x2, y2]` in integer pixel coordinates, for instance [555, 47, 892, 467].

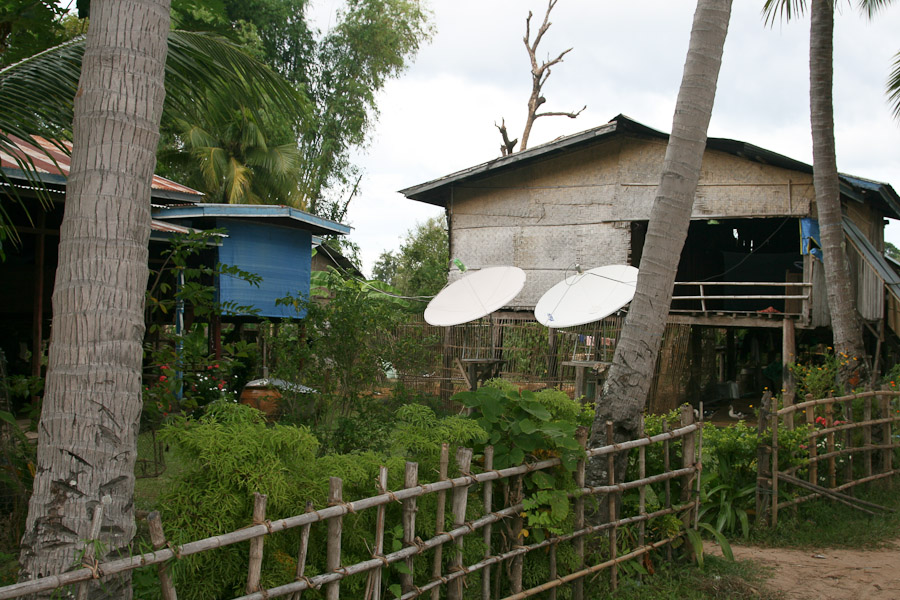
[3, 9, 303, 595]
[586, 0, 733, 487]
[763, 0, 894, 383]
[0, 29, 303, 245]
[164, 103, 305, 207]
[889, 51, 900, 119]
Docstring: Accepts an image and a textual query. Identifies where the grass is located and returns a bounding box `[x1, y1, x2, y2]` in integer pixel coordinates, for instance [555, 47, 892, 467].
[585, 555, 783, 600]
[749, 481, 900, 549]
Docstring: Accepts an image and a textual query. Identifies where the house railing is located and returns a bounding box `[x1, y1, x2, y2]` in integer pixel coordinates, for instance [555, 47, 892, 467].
[0, 412, 701, 600]
[671, 281, 812, 318]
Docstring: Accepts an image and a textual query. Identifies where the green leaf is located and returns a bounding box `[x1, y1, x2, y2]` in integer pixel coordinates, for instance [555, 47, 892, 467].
[389, 584, 402, 598]
[509, 447, 525, 465]
[519, 401, 551, 421]
[684, 528, 705, 568]
[698, 522, 733, 561]
[530, 470, 555, 489]
[519, 418, 537, 434]
[394, 562, 411, 575]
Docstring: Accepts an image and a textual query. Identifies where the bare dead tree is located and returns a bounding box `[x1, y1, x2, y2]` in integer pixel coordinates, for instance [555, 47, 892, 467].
[495, 118, 518, 156]
[519, 0, 585, 151]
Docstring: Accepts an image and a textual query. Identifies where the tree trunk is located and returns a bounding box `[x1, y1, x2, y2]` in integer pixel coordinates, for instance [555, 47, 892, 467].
[809, 0, 868, 383]
[586, 0, 732, 490]
[18, 1, 171, 597]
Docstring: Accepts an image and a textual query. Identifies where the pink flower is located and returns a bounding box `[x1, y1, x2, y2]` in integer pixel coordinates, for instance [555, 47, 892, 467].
[159, 375, 167, 382]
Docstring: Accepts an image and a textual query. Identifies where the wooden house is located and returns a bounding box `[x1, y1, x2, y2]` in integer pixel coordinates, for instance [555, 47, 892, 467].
[0, 136, 349, 388]
[399, 115, 900, 404]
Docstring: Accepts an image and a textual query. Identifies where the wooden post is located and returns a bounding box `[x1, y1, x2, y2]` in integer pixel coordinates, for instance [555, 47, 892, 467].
[507, 473, 525, 595]
[843, 398, 853, 487]
[481, 446, 494, 600]
[325, 478, 343, 600]
[366, 467, 389, 600]
[755, 391, 772, 526]
[147, 511, 177, 600]
[806, 394, 818, 486]
[401, 462, 419, 595]
[76, 498, 106, 600]
[432, 444, 450, 600]
[826, 401, 836, 489]
[290, 501, 314, 600]
[770, 408, 779, 528]
[548, 542, 557, 600]
[662, 418, 672, 561]
[246, 492, 267, 594]
[782, 318, 796, 429]
[864, 395, 873, 479]
[637, 417, 646, 583]
[606, 421, 618, 590]
[448, 448, 473, 600]
[441, 327, 454, 405]
[572, 426, 588, 600]
[881, 395, 893, 474]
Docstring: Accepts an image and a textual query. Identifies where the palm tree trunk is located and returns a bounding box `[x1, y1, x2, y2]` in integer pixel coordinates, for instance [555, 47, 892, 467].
[586, 0, 732, 488]
[18, 1, 171, 597]
[810, 0, 868, 380]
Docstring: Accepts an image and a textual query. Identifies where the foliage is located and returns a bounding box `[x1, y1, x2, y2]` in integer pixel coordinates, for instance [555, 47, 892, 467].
[0, 408, 35, 552]
[152, 401, 486, 599]
[372, 215, 449, 299]
[143, 231, 261, 425]
[271, 267, 414, 435]
[789, 346, 863, 398]
[454, 383, 584, 540]
[0, 1, 70, 67]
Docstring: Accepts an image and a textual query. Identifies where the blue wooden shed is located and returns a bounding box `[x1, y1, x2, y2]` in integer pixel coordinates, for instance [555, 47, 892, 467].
[151, 203, 351, 319]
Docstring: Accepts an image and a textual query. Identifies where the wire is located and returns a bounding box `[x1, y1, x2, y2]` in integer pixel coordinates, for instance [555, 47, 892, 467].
[314, 242, 437, 302]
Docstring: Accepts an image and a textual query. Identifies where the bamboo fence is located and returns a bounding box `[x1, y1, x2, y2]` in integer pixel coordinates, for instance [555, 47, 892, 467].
[391, 315, 691, 412]
[756, 388, 900, 526]
[0, 415, 701, 600]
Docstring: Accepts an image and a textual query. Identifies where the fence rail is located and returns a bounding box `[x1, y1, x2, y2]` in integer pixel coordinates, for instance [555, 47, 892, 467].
[756, 388, 900, 526]
[0, 415, 701, 600]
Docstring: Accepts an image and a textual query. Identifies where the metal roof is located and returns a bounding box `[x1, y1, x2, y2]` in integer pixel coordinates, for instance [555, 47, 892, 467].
[400, 114, 900, 218]
[151, 203, 351, 237]
[1, 134, 204, 202]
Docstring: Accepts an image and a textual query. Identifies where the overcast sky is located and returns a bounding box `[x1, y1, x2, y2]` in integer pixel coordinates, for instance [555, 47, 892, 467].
[314, 1, 900, 277]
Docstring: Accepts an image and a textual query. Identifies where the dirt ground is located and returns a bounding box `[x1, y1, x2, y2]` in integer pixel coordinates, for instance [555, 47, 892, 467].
[708, 540, 900, 599]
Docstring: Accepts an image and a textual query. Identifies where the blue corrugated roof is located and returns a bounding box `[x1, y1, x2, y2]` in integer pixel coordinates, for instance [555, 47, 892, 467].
[151, 203, 350, 237]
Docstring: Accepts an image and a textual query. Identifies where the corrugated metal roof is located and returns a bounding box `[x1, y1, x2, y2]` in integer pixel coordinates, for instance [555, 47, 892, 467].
[1, 134, 203, 197]
[151, 203, 351, 237]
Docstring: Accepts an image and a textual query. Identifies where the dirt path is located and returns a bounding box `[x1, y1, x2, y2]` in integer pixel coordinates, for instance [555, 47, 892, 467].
[708, 540, 900, 599]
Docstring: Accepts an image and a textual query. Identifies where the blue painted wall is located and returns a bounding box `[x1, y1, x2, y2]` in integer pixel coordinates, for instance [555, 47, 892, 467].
[216, 218, 310, 318]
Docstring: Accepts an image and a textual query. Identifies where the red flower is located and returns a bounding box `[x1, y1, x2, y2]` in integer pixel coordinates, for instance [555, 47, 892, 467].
[159, 375, 167, 382]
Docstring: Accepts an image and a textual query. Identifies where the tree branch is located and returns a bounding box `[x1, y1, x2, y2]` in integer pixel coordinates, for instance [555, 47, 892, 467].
[495, 118, 517, 156]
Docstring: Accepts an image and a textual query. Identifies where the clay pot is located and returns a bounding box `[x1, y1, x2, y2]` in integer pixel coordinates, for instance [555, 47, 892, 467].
[239, 386, 282, 418]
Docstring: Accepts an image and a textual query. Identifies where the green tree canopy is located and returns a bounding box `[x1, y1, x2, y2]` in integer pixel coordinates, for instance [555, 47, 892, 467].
[373, 215, 448, 300]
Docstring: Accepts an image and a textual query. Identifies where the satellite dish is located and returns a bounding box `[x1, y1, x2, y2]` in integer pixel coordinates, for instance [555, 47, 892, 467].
[425, 266, 526, 326]
[534, 265, 638, 328]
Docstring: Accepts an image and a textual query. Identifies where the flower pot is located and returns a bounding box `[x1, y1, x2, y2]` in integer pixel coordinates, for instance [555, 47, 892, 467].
[239, 386, 282, 418]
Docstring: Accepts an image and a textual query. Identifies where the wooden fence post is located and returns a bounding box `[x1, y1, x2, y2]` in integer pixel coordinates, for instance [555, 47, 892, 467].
[755, 391, 773, 527]
[366, 466, 389, 600]
[76, 498, 107, 600]
[662, 418, 672, 561]
[770, 407, 779, 528]
[401, 462, 419, 595]
[680, 406, 697, 555]
[826, 400, 836, 489]
[606, 421, 618, 590]
[843, 396, 854, 487]
[432, 444, 450, 600]
[572, 426, 588, 600]
[290, 501, 314, 600]
[806, 394, 817, 486]
[448, 448, 473, 600]
[507, 473, 525, 595]
[481, 445, 494, 600]
[864, 395, 873, 480]
[246, 492, 267, 594]
[881, 394, 893, 474]
[325, 477, 343, 600]
[147, 511, 177, 600]
[637, 417, 646, 583]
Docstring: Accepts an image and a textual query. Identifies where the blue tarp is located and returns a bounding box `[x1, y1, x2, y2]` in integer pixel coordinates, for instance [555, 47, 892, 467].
[800, 218, 823, 261]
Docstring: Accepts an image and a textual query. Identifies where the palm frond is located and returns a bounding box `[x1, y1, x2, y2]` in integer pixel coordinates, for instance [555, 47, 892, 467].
[0, 30, 306, 248]
[889, 51, 900, 121]
[858, 0, 894, 20]
[761, 0, 808, 26]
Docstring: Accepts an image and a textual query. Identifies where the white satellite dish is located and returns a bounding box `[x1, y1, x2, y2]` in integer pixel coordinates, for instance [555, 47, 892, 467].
[425, 266, 526, 326]
[534, 265, 638, 328]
